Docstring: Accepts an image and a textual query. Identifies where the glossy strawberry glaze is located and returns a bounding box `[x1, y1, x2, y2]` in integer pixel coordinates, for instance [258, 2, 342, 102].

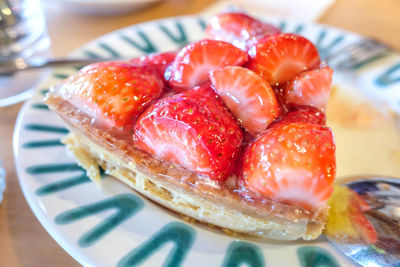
[46, 91, 322, 222]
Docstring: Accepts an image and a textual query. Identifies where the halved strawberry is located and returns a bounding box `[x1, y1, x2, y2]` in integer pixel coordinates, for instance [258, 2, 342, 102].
[247, 33, 320, 86]
[209, 66, 281, 136]
[242, 121, 336, 210]
[349, 191, 378, 244]
[165, 40, 248, 92]
[281, 105, 326, 125]
[134, 85, 243, 181]
[59, 62, 163, 128]
[129, 51, 176, 83]
[205, 12, 280, 51]
[283, 67, 333, 111]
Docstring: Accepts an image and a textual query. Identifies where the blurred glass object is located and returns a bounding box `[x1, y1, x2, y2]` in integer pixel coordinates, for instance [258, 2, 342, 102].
[0, 0, 50, 106]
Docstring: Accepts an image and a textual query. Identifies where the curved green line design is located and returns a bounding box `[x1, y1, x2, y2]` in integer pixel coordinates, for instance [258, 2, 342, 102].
[24, 124, 69, 134]
[375, 63, 400, 86]
[84, 50, 103, 59]
[99, 43, 121, 57]
[31, 103, 49, 110]
[117, 222, 196, 267]
[26, 163, 83, 175]
[197, 18, 206, 30]
[120, 31, 157, 54]
[36, 174, 90, 196]
[54, 73, 69, 80]
[297, 246, 340, 267]
[159, 21, 188, 46]
[23, 139, 62, 148]
[55, 194, 144, 248]
[294, 24, 304, 34]
[316, 31, 345, 59]
[40, 88, 49, 95]
[279, 21, 287, 32]
[222, 241, 265, 267]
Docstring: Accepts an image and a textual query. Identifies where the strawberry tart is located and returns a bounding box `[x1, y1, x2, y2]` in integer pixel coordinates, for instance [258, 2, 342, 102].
[45, 12, 336, 240]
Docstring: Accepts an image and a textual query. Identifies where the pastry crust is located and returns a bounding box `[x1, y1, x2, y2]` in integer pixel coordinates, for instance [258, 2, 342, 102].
[45, 93, 328, 240]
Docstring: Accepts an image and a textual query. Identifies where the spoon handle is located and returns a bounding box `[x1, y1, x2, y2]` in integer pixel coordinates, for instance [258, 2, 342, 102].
[0, 57, 123, 76]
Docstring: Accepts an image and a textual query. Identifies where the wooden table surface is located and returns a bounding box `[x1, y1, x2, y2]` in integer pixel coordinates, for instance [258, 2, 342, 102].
[0, 0, 399, 266]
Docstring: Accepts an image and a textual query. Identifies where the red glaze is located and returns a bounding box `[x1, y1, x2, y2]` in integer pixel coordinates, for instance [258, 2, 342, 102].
[204, 12, 280, 51]
[129, 51, 177, 85]
[210, 66, 282, 136]
[247, 33, 321, 86]
[134, 85, 243, 181]
[59, 62, 163, 128]
[242, 121, 336, 210]
[165, 39, 248, 92]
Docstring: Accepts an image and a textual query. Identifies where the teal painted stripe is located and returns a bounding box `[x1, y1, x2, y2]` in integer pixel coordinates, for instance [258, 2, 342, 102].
[222, 241, 265, 267]
[40, 88, 49, 95]
[24, 124, 69, 134]
[36, 174, 90, 196]
[55, 194, 144, 247]
[31, 103, 48, 110]
[159, 21, 188, 46]
[197, 18, 206, 30]
[297, 246, 339, 267]
[99, 43, 120, 57]
[53, 73, 69, 80]
[22, 139, 62, 148]
[120, 31, 157, 54]
[279, 21, 286, 32]
[316, 31, 345, 59]
[84, 50, 103, 59]
[26, 163, 83, 175]
[118, 222, 195, 267]
[375, 62, 400, 87]
[294, 24, 304, 34]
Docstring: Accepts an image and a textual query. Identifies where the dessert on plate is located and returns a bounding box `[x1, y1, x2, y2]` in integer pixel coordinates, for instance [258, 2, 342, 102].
[45, 12, 336, 240]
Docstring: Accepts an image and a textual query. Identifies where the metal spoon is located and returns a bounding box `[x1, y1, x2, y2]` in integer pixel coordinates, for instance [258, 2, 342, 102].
[0, 57, 116, 76]
[325, 176, 400, 267]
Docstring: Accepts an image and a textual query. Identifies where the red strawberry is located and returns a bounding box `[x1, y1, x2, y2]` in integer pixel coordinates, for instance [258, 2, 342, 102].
[281, 106, 326, 125]
[283, 67, 333, 111]
[209, 66, 282, 136]
[129, 51, 176, 83]
[242, 121, 336, 210]
[205, 12, 280, 51]
[165, 40, 248, 92]
[60, 62, 163, 128]
[134, 85, 243, 181]
[247, 33, 320, 86]
[349, 191, 377, 244]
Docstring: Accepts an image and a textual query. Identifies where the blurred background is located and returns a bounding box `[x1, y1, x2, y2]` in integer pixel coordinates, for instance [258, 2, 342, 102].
[0, 0, 399, 266]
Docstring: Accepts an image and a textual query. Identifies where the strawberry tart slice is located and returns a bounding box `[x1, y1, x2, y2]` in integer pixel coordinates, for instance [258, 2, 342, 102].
[45, 12, 336, 240]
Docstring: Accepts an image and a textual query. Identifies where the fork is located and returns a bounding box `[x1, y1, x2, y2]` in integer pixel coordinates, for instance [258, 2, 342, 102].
[323, 38, 391, 70]
[0, 57, 118, 76]
[0, 38, 392, 76]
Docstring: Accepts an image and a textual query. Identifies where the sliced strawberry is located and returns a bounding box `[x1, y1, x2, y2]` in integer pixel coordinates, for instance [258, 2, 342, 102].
[242, 121, 336, 210]
[283, 67, 333, 111]
[247, 33, 320, 86]
[348, 190, 378, 244]
[165, 40, 248, 92]
[134, 85, 243, 181]
[129, 51, 176, 83]
[281, 106, 326, 125]
[59, 62, 163, 128]
[209, 66, 281, 136]
[205, 12, 280, 51]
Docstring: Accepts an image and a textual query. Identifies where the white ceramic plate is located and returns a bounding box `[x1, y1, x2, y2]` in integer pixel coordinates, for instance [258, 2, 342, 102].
[14, 15, 400, 266]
